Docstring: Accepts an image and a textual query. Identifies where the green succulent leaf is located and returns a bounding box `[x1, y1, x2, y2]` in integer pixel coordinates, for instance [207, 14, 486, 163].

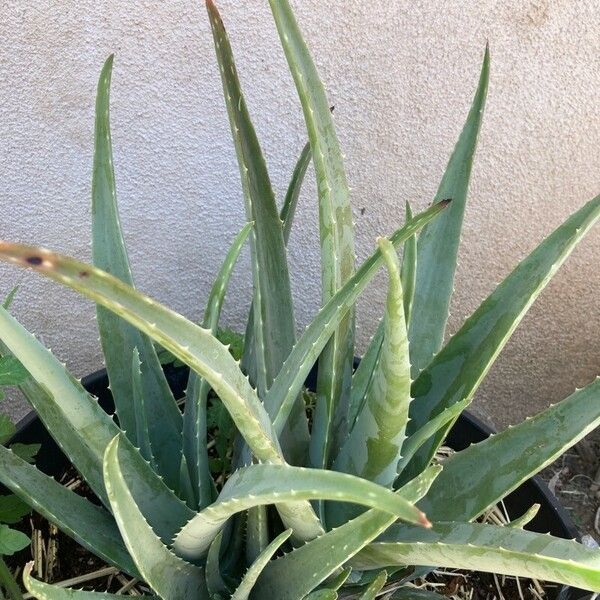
[206, 531, 230, 599]
[184, 223, 252, 509]
[245, 506, 269, 565]
[333, 238, 411, 491]
[304, 591, 337, 600]
[348, 320, 383, 432]
[240, 140, 312, 468]
[0, 523, 29, 555]
[388, 587, 446, 600]
[92, 55, 183, 490]
[232, 529, 292, 600]
[358, 570, 387, 600]
[251, 467, 440, 600]
[22, 563, 153, 599]
[173, 464, 429, 561]
[268, 0, 356, 471]
[267, 200, 450, 437]
[408, 46, 489, 376]
[509, 504, 540, 529]
[2, 287, 19, 311]
[206, 1, 297, 399]
[103, 435, 208, 599]
[0, 307, 192, 542]
[395, 398, 470, 477]
[282, 142, 312, 244]
[0, 445, 137, 576]
[400, 202, 417, 326]
[131, 348, 154, 467]
[421, 376, 600, 522]
[353, 521, 600, 592]
[405, 192, 600, 480]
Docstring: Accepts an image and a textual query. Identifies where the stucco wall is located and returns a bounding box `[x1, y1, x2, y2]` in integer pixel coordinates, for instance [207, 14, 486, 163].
[1, 0, 599, 428]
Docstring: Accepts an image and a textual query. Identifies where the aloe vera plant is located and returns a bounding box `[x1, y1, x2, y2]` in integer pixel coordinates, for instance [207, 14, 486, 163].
[1, 1, 600, 598]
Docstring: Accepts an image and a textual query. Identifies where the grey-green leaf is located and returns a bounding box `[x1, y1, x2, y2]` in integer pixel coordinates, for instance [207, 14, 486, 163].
[267, 201, 450, 437]
[353, 521, 600, 592]
[103, 436, 208, 599]
[333, 239, 411, 490]
[404, 192, 600, 481]
[358, 570, 387, 600]
[400, 202, 417, 326]
[408, 46, 489, 376]
[0, 307, 192, 542]
[232, 529, 292, 600]
[251, 467, 440, 600]
[268, 0, 356, 471]
[22, 564, 153, 599]
[421, 377, 600, 523]
[183, 223, 252, 509]
[92, 55, 183, 489]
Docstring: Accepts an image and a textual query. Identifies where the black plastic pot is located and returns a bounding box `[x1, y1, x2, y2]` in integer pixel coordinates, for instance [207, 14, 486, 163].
[4, 365, 588, 598]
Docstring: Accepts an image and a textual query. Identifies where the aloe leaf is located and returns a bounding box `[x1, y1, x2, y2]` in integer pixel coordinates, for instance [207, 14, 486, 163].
[404, 192, 600, 481]
[268, 0, 356, 470]
[0, 244, 324, 544]
[173, 463, 428, 561]
[92, 55, 182, 489]
[232, 529, 291, 600]
[389, 587, 445, 600]
[0, 308, 193, 542]
[333, 239, 411, 490]
[509, 504, 540, 529]
[358, 570, 387, 600]
[408, 47, 489, 376]
[267, 201, 450, 436]
[22, 564, 153, 599]
[305, 591, 337, 600]
[282, 142, 312, 244]
[348, 321, 384, 431]
[206, 531, 230, 598]
[183, 223, 252, 509]
[0, 445, 138, 576]
[2, 286, 18, 310]
[251, 467, 440, 600]
[395, 398, 470, 477]
[103, 436, 208, 599]
[353, 521, 600, 592]
[240, 141, 311, 465]
[131, 348, 154, 466]
[207, 2, 296, 394]
[421, 377, 600, 522]
[327, 568, 352, 591]
[246, 506, 269, 564]
[400, 202, 417, 326]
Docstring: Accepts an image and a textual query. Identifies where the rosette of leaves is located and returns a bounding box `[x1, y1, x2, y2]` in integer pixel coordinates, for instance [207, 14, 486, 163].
[0, 1, 600, 599]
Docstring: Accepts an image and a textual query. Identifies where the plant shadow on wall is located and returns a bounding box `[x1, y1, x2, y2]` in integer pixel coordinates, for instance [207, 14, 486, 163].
[1, 0, 600, 598]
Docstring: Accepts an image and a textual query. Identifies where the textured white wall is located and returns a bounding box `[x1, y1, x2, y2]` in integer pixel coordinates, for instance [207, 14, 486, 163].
[1, 1, 599, 428]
